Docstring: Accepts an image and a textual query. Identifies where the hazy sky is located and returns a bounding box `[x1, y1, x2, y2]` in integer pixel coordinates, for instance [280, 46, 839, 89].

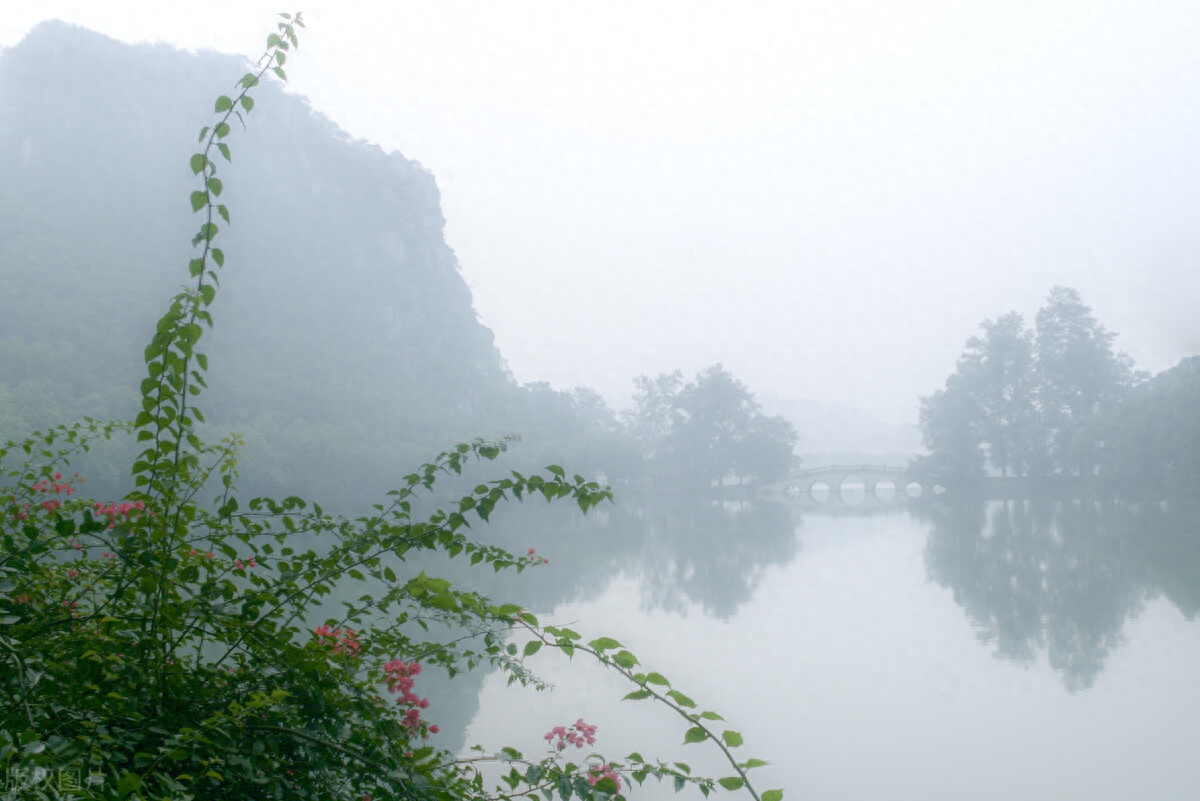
[5, 1, 1200, 424]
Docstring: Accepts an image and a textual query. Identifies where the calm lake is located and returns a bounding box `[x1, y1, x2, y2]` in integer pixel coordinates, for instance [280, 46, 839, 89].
[440, 491, 1200, 800]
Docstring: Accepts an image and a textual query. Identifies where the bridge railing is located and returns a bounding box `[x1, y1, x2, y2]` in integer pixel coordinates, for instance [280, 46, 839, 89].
[787, 464, 908, 478]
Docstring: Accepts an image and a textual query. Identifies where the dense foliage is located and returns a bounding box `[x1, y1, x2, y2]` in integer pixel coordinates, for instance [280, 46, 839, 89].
[623, 366, 797, 489]
[0, 16, 781, 801]
[1083, 355, 1200, 495]
[914, 287, 1143, 480]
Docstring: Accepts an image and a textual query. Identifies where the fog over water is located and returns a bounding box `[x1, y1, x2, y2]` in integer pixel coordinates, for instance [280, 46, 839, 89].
[5, 1, 1200, 426]
[4, 5, 1200, 800]
[455, 497, 1200, 801]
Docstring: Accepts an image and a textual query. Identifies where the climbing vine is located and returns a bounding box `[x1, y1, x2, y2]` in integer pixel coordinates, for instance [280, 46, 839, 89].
[0, 13, 780, 801]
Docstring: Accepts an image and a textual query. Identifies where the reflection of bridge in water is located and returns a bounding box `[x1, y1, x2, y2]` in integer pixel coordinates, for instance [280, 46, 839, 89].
[758, 464, 928, 507]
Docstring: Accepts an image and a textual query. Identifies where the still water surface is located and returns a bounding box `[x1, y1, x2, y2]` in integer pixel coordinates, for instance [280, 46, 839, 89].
[455, 495, 1200, 800]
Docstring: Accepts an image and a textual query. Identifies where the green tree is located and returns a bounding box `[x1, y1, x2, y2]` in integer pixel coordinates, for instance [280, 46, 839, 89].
[625, 365, 796, 488]
[917, 287, 1143, 481]
[1088, 356, 1200, 494]
[1034, 286, 1140, 474]
[623, 370, 684, 463]
[734, 414, 798, 485]
[916, 372, 985, 481]
[958, 312, 1038, 476]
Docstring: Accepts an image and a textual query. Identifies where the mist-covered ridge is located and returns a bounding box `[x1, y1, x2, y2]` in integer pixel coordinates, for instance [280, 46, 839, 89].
[1, 22, 516, 503]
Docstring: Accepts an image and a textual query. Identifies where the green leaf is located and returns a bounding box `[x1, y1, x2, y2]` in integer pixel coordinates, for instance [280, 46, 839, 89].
[682, 727, 707, 745]
[763, 790, 784, 801]
[645, 672, 670, 686]
[240, 96, 255, 113]
[217, 142, 231, 162]
[613, 649, 638, 669]
[587, 637, 621, 652]
[718, 777, 745, 791]
[207, 177, 223, 196]
[190, 153, 207, 174]
[215, 122, 231, 139]
[215, 95, 234, 112]
[667, 689, 696, 709]
[273, 66, 287, 81]
[699, 710, 724, 721]
[721, 730, 744, 748]
[217, 205, 230, 224]
[212, 248, 225, 267]
[741, 759, 769, 769]
[190, 191, 207, 212]
[523, 640, 542, 657]
[117, 772, 142, 794]
[623, 689, 652, 701]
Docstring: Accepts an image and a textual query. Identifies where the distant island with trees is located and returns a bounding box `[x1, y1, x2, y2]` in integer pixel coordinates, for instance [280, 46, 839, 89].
[914, 286, 1199, 496]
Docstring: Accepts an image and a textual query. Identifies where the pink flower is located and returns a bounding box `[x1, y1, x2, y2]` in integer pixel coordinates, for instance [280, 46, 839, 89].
[544, 719, 598, 752]
[587, 764, 621, 791]
[383, 659, 437, 738]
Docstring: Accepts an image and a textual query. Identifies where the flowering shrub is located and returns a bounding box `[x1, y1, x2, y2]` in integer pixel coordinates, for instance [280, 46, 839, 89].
[0, 12, 779, 801]
[545, 719, 599, 751]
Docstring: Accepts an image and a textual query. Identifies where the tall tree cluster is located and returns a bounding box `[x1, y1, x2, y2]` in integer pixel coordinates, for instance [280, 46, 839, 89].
[918, 287, 1142, 478]
[624, 364, 798, 487]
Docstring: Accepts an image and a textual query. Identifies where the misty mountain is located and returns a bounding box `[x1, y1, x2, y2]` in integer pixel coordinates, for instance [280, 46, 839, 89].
[0, 22, 611, 505]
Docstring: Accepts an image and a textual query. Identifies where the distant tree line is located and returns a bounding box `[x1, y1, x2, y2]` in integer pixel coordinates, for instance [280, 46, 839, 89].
[916, 286, 1199, 494]
[621, 364, 798, 488]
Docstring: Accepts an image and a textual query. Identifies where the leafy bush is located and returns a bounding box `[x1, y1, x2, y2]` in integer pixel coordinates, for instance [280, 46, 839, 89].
[0, 14, 777, 801]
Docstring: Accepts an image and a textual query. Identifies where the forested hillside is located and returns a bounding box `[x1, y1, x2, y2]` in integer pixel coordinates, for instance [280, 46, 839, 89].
[1, 22, 804, 507]
[0, 22, 575, 506]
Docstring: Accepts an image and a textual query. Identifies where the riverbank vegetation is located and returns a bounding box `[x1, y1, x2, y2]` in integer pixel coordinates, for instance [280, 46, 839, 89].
[0, 15, 779, 801]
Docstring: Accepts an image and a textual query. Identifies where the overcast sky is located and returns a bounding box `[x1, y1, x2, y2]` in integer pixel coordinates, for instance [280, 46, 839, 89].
[5, 1, 1200, 425]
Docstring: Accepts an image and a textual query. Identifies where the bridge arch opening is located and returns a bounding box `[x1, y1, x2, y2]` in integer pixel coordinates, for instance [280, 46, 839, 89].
[874, 480, 897, 502]
[838, 475, 865, 506]
[810, 481, 831, 503]
[903, 481, 923, 499]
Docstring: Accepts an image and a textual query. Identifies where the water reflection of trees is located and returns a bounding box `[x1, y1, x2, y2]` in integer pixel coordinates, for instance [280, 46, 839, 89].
[620, 499, 799, 618]
[427, 492, 800, 620]
[919, 495, 1200, 690]
[392, 492, 800, 752]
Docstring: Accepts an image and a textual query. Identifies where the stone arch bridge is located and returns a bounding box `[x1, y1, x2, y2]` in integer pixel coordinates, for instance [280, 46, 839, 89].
[758, 464, 925, 506]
